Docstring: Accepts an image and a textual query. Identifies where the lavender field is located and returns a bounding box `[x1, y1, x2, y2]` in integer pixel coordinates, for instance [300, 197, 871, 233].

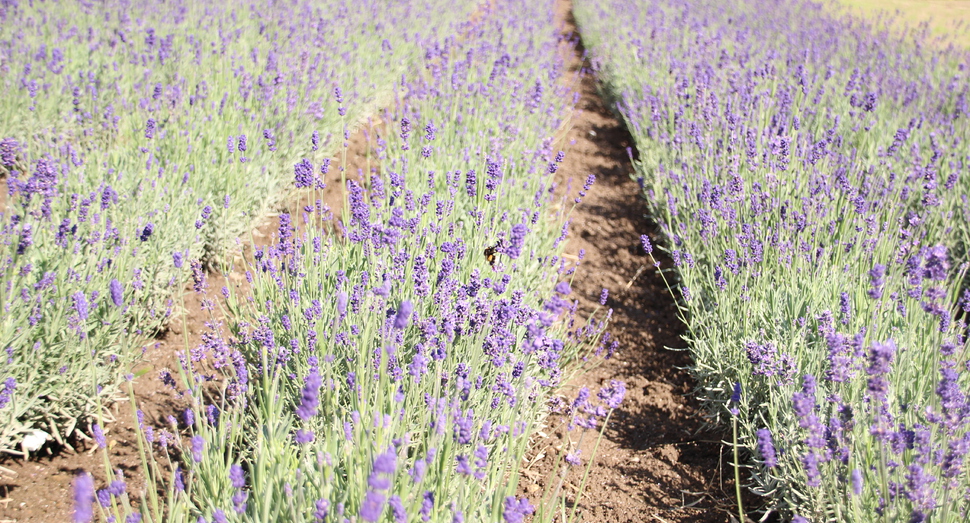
[1, 0, 968, 521]
[576, 0, 970, 520]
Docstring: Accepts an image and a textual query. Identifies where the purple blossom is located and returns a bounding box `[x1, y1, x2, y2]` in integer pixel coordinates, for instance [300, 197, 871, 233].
[597, 380, 626, 409]
[393, 300, 413, 330]
[191, 435, 204, 462]
[0, 378, 15, 410]
[756, 429, 776, 467]
[229, 464, 246, 488]
[294, 158, 314, 189]
[640, 234, 653, 254]
[295, 371, 322, 421]
[505, 224, 528, 259]
[140, 223, 154, 242]
[868, 264, 886, 299]
[73, 473, 95, 523]
[92, 423, 105, 448]
[145, 118, 156, 139]
[502, 496, 534, 523]
[360, 490, 386, 522]
[110, 279, 124, 307]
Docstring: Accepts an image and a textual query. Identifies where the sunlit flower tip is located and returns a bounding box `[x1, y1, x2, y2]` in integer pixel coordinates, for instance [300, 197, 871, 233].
[640, 234, 653, 254]
[73, 472, 95, 523]
[554, 281, 571, 295]
[393, 300, 413, 330]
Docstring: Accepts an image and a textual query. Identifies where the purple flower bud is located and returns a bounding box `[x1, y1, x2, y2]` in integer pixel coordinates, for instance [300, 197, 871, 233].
[145, 118, 156, 139]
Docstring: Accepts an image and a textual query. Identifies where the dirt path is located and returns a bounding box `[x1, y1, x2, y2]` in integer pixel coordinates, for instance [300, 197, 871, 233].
[516, 1, 735, 521]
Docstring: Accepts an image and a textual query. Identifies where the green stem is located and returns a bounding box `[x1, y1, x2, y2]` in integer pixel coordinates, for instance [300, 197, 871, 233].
[733, 413, 744, 523]
[567, 409, 614, 523]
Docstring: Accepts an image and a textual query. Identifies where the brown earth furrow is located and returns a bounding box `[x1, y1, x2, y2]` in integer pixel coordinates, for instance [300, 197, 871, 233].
[518, 1, 735, 521]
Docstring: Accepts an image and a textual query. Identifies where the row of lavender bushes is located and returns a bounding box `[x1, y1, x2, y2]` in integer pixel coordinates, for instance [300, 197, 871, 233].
[77, 0, 624, 521]
[0, 0, 473, 456]
[575, 0, 970, 520]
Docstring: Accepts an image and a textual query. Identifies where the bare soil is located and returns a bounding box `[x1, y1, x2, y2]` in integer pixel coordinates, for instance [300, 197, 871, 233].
[514, 2, 736, 522]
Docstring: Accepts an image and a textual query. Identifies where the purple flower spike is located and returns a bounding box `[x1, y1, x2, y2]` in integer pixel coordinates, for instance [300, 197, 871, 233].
[756, 429, 776, 468]
[360, 490, 386, 522]
[597, 380, 626, 409]
[92, 423, 106, 448]
[229, 464, 246, 488]
[73, 472, 95, 523]
[110, 279, 124, 307]
[191, 435, 204, 462]
[554, 281, 571, 295]
[640, 235, 653, 254]
[393, 301, 413, 330]
[295, 371, 322, 421]
[140, 223, 154, 242]
[506, 224, 529, 259]
[502, 496, 534, 523]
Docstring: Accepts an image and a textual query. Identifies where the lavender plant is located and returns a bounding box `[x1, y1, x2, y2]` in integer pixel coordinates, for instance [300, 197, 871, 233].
[576, 0, 970, 520]
[0, 0, 474, 456]
[73, 0, 623, 521]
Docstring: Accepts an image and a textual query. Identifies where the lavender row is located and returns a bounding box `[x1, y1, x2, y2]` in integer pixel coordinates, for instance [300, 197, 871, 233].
[576, 0, 970, 520]
[0, 1, 473, 456]
[77, 1, 624, 522]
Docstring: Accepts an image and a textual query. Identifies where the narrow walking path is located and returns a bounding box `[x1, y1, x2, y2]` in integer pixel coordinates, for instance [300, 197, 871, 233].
[518, 1, 735, 520]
